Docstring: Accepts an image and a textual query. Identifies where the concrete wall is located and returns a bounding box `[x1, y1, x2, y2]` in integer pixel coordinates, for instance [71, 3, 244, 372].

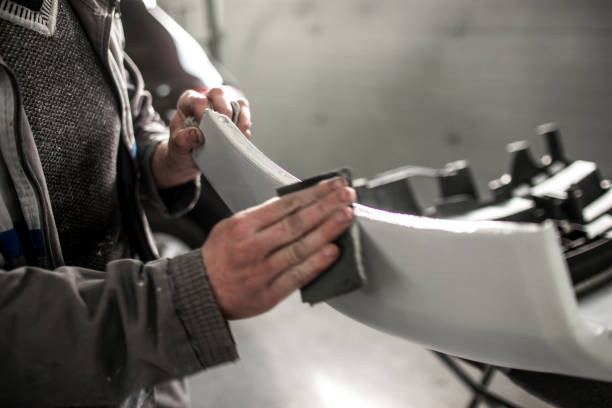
[160, 0, 612, 204]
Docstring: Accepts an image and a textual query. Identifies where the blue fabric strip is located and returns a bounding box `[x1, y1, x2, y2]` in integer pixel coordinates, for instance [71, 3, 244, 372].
[131, 142, 137, 158]
[0, 229, 23, 259]
[29, 229, 45, 257]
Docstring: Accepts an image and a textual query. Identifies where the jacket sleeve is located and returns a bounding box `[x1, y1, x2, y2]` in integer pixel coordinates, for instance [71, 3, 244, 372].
[123, 53, 201, 217]
[0, 249, 237, 406]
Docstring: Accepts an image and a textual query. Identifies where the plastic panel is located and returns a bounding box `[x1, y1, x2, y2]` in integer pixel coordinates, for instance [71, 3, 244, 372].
[193, 110, 612, 381]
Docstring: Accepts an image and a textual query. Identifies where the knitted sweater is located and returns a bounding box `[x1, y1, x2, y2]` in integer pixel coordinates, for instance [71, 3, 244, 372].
[0, 0, 130, 269]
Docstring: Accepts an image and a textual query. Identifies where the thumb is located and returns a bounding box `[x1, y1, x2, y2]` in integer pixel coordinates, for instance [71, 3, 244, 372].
[171, 126, 205, 154]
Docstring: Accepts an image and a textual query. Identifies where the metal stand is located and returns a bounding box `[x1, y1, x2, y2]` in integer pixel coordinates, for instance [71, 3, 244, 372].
[433, 353, 521, 408]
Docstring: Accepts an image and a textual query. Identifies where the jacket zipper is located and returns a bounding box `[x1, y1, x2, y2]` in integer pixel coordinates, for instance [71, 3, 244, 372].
[104, 0, 158, 261]
[1, 65, 60, 268]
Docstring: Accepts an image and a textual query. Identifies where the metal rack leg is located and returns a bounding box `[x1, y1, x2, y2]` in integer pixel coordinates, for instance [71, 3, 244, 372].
[468, 366, 496, 408]
[433, 353, 521, 408]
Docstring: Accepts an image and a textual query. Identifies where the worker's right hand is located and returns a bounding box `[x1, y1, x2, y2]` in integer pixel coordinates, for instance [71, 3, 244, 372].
[201, 177, 356, 319]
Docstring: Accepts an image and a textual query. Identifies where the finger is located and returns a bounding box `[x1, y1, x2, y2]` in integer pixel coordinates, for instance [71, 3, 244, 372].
[242, 177, 349, 231]
[263, 206, 353, 274]
[206, 87, 233, 118]
[171, 126, 205, 154]
[267, 244, 340, 302]
[236, 99, 252, 138]
[257, 186, 355, 253]
[176, 90, 212, 123]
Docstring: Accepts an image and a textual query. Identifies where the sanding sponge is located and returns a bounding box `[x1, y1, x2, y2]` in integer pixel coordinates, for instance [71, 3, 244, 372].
[277, 169, 366, 305]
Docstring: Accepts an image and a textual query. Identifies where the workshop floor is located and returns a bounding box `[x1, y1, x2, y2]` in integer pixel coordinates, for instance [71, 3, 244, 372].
[188, 293, 553, 408]
[157, 1, 612, 406]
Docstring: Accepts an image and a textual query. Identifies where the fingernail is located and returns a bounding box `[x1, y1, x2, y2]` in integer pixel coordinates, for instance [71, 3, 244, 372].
[333, 178, 347, 189]
[337, 187, 355, 202]
[336, 207, 353, 223]
[192, 128, 204, 144]
[323, 244, 338, 257]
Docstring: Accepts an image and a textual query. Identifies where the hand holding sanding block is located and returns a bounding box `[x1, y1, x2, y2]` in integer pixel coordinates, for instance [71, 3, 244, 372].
[277, 169, 366, 305]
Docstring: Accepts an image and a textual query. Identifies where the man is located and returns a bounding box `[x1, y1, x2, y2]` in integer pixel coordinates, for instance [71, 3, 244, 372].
[0, 0, 356, 406]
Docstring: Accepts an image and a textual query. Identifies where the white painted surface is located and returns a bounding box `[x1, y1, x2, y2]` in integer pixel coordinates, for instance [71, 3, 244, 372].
[451, 197, 534, 221]
[584, 214, 612, 239]
[584, 188, 612, 222]
[194, 109, 612, 381]
[531, 160, 596, 198]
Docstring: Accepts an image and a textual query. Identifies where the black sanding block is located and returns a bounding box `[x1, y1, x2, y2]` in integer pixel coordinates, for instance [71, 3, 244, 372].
[277, 169, 366, 305]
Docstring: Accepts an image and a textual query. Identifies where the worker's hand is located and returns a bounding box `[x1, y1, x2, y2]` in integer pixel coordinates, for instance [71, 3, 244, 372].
[202, 177, 356, 319]
[152, 87, 252, 189]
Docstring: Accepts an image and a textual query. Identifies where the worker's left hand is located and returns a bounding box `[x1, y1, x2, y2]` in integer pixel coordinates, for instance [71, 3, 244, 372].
[152, 86, 252, 189]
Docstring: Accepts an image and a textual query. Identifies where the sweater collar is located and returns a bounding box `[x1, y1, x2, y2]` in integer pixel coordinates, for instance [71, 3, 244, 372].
[0, 0, 58, 36]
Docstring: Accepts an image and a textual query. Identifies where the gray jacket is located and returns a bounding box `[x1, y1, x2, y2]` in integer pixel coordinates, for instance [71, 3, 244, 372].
[0, 0, 237, 405]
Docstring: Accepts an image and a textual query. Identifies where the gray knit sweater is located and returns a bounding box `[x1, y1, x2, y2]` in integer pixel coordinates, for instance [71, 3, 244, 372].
[0, 0, 130, 269]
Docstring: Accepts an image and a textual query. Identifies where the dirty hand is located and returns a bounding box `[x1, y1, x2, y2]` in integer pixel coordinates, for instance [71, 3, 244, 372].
[202, 177, 356, 319]
[153, 87, 252, 189]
